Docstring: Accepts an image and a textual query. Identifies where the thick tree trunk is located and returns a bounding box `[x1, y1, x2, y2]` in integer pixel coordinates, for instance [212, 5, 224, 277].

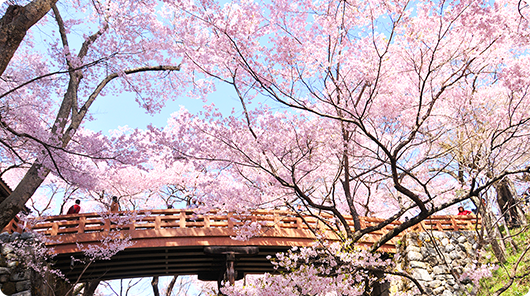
[0, 0, 58, 76]
[471, 196, 507, 263]
[0, 162, 50, 229]
[496, 177, 527, 228]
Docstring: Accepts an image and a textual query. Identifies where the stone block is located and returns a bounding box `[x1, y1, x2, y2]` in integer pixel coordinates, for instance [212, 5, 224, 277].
[412, 268, 433, 281]
[441, 238, 449, 246]
[433, 231, 446, 239]
[407, 251, 423, 261]
[432, 266, 448, 275]
[0, 274, 9, 283]
[442, 289, 454, 296]
[457, 235, 467, 243]
[0, 267, 9, 275]
[431, 280, 442, 288]
[410, 261, 427, 269]
[12, 291, 32, 296]
[20, 232, 34, 240]
[407, 245, 421, 253]
[449, 251, 460, 260]
[445, 244, 455, 253]
[11, 270, 29, 281]
[1, 281, 16, 295]
[0, 233, 9, 243]
[433, 286, 445, 294]
[9, 233, 20, 242]
[1, 245, 13, 256]
[16, 280, 31, 292]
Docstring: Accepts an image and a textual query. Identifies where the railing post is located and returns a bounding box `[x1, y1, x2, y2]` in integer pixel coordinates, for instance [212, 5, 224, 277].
[104, 219, 110, 232]
[78, 216, 86, 234]
[204, 215, 210, 228]
[228, 213, 234, 229]
[155, 216, 161, 230]
[274, 212, 280, 230]
[51, 223, 58, 236]
[296, 217, 303, 229]
[450, 216, 459, 231]
[179, 211, 186, 228]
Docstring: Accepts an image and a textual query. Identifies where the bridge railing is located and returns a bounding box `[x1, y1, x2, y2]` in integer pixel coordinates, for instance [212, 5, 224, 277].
[14, 210, 479, 238]
[24, 210, 340, 236]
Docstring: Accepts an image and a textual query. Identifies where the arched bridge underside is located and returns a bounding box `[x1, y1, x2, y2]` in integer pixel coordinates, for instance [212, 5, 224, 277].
[4, 210, 478, 283]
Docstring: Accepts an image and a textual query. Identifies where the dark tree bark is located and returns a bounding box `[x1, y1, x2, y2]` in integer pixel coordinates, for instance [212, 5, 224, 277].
[151, 276, 160, 296]
[471, 195, 507, 263]
[496, 177, 527, 228]
[82, 280, 100, 296]
[0, 0, 58, 76]
[166, 276, 178, 296]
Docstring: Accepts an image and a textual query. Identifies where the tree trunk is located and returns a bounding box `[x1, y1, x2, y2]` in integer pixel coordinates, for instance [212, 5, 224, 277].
[0, 0, 58, 76]
[0, 162, 50, 229]
[471, 196, 507, 263]
[495, 177, 527, 228]
[166, 276, 178, 296]
[82, 280, 100, 296]
[151, 276, 160, 296]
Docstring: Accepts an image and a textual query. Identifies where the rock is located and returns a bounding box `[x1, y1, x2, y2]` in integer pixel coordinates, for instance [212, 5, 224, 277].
[1, 245, 13, 256]
[441, 238, 449, 246]
[432, 266, 448, 275]
[12, 291, 32, 296]
[0, 275, 9, 283]
[442, 289, 454, 296]
[433, 286, 445, 294]
[0, 233, 9, 243]
[407, 245, 421, 253]
[8, 233, 20, 242]
[20, 232, 34, 240]
[0, 268, 9, 276]
[445, 244, 455, 253]
[15, 280, 31, 292]
[11, 270, 29, 281]
[457, 236, 467, 243]
[7, 261, 18, 268]
[1, 281, 16, 295]
[430, 280, 442, 288]
[413, 268, 433, 281]
[448, 251, 460, 260]
[407, 251, 423, 261]
[410, 261, 427, 269]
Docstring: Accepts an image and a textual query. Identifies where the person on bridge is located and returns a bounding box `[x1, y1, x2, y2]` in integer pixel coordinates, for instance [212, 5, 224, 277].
[110, 196, 120, 212]
[66, 200, 81, 215]
[457, 206, 472, 215]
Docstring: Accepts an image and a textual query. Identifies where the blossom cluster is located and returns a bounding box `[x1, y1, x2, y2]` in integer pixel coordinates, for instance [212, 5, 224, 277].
[222, 242, 393, 296]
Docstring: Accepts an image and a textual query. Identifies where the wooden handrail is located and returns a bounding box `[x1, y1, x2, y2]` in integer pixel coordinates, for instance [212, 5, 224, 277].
[1, 210, 480, 255]
[5, 210, 480, 237]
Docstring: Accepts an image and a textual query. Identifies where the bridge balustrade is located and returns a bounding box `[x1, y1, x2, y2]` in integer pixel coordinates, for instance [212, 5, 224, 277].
[4, 210, 479, 255]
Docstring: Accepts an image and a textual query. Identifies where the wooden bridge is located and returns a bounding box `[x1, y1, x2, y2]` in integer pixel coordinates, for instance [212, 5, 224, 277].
[3, 210, 479, 283]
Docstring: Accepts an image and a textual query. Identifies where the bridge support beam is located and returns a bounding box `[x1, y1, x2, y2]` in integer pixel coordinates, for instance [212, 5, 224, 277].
[204, 246, 259, 293]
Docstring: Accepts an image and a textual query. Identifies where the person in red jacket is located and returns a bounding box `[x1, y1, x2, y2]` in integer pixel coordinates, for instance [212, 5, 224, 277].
[457, 206, 472, 215]
[67, 199, 81, 215]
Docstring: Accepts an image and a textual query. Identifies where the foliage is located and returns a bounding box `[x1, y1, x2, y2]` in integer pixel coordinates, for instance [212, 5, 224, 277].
[479, 224, 530, 296]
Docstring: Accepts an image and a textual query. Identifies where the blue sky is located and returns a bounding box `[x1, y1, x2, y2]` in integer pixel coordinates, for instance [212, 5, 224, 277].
[83, 80, 244, 134]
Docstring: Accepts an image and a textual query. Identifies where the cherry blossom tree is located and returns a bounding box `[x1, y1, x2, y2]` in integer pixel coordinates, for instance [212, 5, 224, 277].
[0, 0, 192, 229]
[0, 0, 58, 76]
[148, 0, 530, 293]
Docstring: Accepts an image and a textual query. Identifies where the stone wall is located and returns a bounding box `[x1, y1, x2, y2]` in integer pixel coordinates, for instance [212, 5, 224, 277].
[0, 232, 35, 296]
[393, 231, 478, 296]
